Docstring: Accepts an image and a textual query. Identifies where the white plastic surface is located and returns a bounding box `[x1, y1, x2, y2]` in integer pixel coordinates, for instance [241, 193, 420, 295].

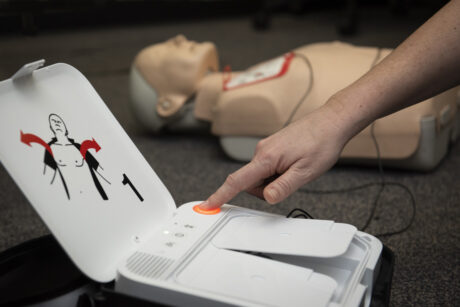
[213, 216, 356, 257]
[0, 62, 176, 282]
[177, 244, 337, 307]
[116, 204, 375, 307]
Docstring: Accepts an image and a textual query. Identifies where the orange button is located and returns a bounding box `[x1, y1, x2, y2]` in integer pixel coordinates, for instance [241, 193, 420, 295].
[193, 204, 221, 215]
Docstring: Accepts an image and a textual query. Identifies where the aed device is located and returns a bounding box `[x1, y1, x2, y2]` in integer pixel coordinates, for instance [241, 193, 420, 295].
[0, 60, 389, 307]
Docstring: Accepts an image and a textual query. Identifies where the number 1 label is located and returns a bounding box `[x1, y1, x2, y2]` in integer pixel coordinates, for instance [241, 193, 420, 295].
[122, 173, 144, 202]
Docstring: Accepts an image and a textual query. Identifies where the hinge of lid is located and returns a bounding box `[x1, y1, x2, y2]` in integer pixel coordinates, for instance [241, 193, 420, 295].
[11, 59, 45, 80]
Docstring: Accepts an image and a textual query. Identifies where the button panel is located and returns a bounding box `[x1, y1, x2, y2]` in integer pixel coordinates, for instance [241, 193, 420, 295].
[137, 202, 228, 260]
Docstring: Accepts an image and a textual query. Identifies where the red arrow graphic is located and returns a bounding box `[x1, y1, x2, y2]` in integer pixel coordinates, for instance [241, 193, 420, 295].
[20, 130, 54, 157]
[80, 138, 101, 159]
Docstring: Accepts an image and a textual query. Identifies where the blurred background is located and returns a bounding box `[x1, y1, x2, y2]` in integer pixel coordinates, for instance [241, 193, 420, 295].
[0, 0, 448, 35]
[0, 1, 458, 306]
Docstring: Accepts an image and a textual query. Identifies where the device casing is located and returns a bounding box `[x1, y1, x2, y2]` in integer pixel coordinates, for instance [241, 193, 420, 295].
[0, 61, 383, 307]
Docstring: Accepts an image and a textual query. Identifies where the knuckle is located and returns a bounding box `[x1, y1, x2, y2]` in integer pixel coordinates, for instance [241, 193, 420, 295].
[294, 162, 315, 183]
[255, 139, 267, 153]
[275, 178, 292, 195]
[225, 173, 241, 191]
[253, 138, 280, 171]
[254, 158, 274, 176]
[255, 150, 275, 168]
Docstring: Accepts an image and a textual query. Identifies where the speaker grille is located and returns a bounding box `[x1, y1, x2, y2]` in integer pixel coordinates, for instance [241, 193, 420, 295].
[126, 252, 174, 280]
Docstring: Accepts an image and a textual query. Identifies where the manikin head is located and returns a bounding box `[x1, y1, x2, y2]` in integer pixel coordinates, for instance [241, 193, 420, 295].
[131, 35, 219, 131]
[49, 114, 68, 137]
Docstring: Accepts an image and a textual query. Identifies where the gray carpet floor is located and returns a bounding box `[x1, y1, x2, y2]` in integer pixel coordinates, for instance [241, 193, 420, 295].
[0, 7, 459, 306]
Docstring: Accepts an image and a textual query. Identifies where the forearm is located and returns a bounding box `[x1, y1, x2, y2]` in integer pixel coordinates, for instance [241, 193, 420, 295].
[203, 1, 460, 208]
[325, 0, 460, 140]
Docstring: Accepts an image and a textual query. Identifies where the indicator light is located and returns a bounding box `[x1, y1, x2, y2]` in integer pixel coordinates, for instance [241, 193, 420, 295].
[193, 204, 221, 215]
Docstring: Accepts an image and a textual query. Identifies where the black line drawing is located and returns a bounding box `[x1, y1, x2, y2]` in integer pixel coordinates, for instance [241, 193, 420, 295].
[22, 114, 110, 200]
[122, 173, 144, 202]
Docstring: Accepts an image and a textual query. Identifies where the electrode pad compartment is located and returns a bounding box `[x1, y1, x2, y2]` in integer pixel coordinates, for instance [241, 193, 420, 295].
[212, 216, 357, 257]
[170, 213, 358, 307]
[259, 234, 381, 306]
[175, 244, 338, 307]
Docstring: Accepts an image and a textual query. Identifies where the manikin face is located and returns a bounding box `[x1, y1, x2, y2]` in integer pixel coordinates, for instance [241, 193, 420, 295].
[165, 35, 202, 56]
[133, 35, 219, 117]
[139, 35, 217, 89]
[49, 114, 67, 136]
[154, 35, 212, 67]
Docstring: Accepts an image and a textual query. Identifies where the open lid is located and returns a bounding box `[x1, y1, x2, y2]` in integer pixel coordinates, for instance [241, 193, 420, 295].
[0, 61, 176, 282]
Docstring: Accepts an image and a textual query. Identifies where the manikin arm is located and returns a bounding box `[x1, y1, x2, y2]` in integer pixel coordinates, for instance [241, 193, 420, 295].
[201, 0, 460, 209]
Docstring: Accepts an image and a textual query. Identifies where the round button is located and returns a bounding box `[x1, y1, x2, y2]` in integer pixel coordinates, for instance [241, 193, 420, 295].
[193, 204, 221, 215]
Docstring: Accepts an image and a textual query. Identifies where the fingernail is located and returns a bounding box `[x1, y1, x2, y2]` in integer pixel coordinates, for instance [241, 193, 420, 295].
[266, 188, 279, 204]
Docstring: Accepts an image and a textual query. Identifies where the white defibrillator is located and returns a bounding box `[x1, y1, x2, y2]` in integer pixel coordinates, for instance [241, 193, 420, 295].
[0, 60, 384, 307]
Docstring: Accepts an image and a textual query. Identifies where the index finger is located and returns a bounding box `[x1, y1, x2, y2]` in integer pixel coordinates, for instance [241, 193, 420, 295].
[201, 160, 272, 209]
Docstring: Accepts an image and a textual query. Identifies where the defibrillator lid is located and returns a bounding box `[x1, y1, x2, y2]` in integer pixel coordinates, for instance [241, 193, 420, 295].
[0, 60, 176, 282]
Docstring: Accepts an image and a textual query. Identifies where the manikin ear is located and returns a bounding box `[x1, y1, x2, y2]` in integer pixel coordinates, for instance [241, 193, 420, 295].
[156, 94, 188, 118]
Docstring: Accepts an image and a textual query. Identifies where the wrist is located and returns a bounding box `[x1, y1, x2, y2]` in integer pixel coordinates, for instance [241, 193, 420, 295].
[320, 90, 375, 143]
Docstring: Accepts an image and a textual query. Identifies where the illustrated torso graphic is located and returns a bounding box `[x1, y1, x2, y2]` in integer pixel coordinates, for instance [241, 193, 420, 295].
[23, 113, 110, 200]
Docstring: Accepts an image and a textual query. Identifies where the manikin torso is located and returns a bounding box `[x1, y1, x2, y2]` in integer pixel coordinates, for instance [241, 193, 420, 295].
[131, 38, 459, 161]
[195, 42, 391, 135]
[193, 42, 457, 159]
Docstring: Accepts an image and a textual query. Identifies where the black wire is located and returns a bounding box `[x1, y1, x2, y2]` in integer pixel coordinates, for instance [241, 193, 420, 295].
[295, 121, 417, 237]
[370, 48, 383, 69]
[286, 208, 314, 219]
[300, 181, 416, 237]
[360, 122, 385, 232]
[374, 182, 416, 237]
[293, 213, 310, 219]
[286, 48, 417, 237]
[283, 52, 314, 128]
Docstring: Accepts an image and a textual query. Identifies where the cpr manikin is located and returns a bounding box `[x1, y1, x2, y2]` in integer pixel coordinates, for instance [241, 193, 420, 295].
[130, 35, 460, 170]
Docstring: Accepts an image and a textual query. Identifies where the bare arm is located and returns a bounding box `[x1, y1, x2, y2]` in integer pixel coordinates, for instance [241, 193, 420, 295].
[201, 0, 460, 209]
[331, 0, 460, 139]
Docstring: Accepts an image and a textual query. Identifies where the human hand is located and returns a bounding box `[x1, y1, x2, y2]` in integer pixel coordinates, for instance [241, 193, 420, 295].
[200, 103, 353, 209]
